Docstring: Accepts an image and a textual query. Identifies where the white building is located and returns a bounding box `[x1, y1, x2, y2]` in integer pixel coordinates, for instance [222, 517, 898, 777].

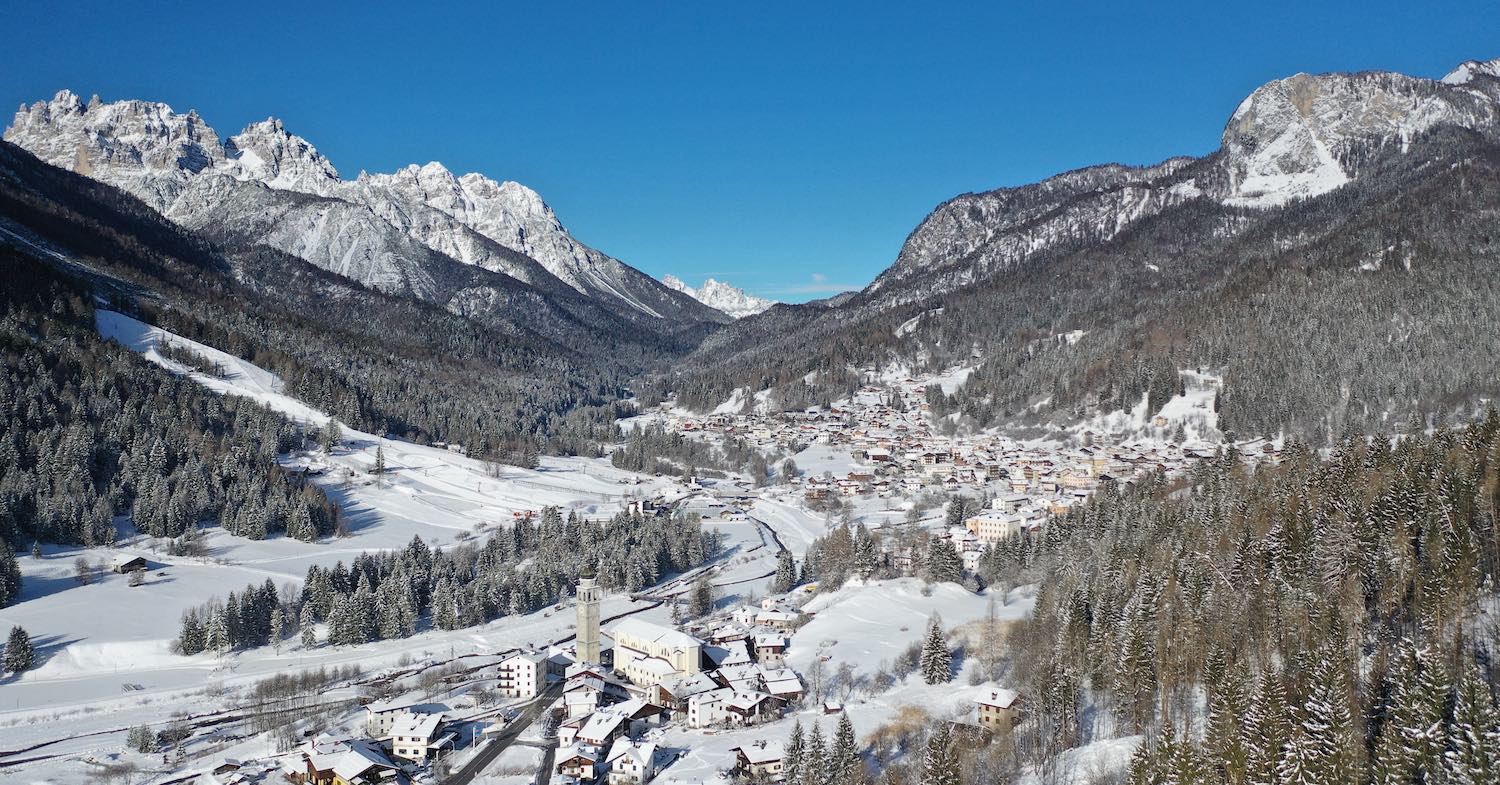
[607, 739, 659, 785]
[497, 651, 548, 698]
[610, 618, 703, 686]
[387, 711, 453, 763]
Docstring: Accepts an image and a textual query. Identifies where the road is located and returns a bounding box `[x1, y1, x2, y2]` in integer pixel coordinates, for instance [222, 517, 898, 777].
[443, 680, 562, 785]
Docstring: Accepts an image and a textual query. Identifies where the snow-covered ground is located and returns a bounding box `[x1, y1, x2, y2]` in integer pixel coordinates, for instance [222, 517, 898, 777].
[0, 312, 707, 783]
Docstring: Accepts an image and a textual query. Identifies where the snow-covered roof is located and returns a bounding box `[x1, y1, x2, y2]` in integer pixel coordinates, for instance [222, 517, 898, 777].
[611, 618, 703, 649]
[734, 740, 785, 765]
[976, 688, 1019, 709]
[389, 711, 444, 740]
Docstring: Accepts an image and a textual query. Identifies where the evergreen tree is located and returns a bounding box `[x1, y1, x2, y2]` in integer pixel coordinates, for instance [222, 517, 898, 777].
[1279, 654, 1358, 785]
[806, 721, 827, 785]
[0, 545, 20, 608]
[784, 720, 806, 785]
[829, 713, 861, 785]
[1445, 664, 1500, 785]
[299, 603, 317, 648]
[1245, 674, 1291, 785]
[921, 723, 960, 785]
[773, 550, 799, 594]
[321, 420, 342, 453]
[1373, 641, 1450, 785]
[689, 574, 715, 618]
[373, 445, 386, 476]
[920, 618, 952, 684]
[269, 607, 286, 652]
[4, 625, 35, 672]
[925, 538, 964, 584]
[1207, 666, 1251, 785]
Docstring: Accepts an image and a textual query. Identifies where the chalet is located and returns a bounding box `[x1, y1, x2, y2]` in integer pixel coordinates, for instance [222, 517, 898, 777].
[556, 745, 602, 782]
[387, 711, 454, 763]
[753, 633, 788, 667]
[578, 710, 630, 748]
[113, 555, 148, 574]
[975, 689, 1020, 731]
[732, 741, 786, 783]
[363, 698, 442, 738]
[650, 671, 719, 712]
[760, 668, 804, 703]
[687, 687, 734, 728]
[726, 690, 782, 725]
[606, 739, 659, 785]
[288, 737, 403, 785]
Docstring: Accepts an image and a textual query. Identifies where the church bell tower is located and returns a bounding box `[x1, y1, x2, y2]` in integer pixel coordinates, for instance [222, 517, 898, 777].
[576, 563, 601, 665]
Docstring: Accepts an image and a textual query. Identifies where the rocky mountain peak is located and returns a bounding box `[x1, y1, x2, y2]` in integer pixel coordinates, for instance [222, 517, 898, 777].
[1442, 58, 1500, 86]
[662, 275, 776, 318]
[1220, 69, 1499, 206]
[225, 118, 341, 194]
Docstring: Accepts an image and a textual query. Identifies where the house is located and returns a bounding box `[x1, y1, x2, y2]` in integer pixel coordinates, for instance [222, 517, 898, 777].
[760, 668, 804, 703]
[556, 745, 602, 782]
[610, 619, 703, 686]
[964, 514, 1020, 544]
[753, 634, 788, 668]
[577, 710, 630, 748]
[606, 739, 659, 785]
[289, 737, 403, 785]
[726, 690, 783, 725]
[754, 609, 800, 631]
[497, 651, 548, 698]
[687, 687, 734, 728]
[112, 555, 148, 574]
[650, 672, 719, 713]
[975, 689, 1020, 731]
[363, 698, 441, 738]
[732, 740, 786, 782]
[387, 711, 454, 763]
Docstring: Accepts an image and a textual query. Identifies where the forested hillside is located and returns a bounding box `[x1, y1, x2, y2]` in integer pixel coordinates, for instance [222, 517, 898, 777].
[664, 90, 1500, 443]
[960, 420, 1500, 785]
[0, 245, 340, 557]
[0, 140, 644, 466]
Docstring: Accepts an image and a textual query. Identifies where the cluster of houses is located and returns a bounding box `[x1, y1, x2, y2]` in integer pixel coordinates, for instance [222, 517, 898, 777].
[654, 376, 1228, 520]
[536, 596, 811, 785]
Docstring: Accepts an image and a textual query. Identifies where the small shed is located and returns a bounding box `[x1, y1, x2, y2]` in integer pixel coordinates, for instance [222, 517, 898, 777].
[113, 555, 148, 574]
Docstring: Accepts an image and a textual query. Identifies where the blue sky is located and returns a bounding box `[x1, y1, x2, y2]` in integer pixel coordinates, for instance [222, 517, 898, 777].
[3, 2, 1496, 301]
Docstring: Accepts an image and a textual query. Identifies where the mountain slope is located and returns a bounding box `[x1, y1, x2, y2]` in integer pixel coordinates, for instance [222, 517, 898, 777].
[4, 90, 729, 326]
[0, 138, 633, 463]
[663, 57, 1500, 439]
[662, 275, 776, 318]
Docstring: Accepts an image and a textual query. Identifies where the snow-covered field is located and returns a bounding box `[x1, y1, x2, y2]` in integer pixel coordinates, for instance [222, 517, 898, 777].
[0, 312, 717, 783]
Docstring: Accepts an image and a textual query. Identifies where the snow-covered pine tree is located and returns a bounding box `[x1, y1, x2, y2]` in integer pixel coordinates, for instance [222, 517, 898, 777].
[4, 625, 34, 672]
[1373, 641, 1449, 785]
[1445, 663, 1500, 785]
[299, 603, 317, 648]
[1206, 665, 1251, 785]
[206, 607, 230, 656]
[784, 719, 805, 785]
[269, 607, 285, 652]
[925, 538, 963, 584]
[773, 550, 798, 593]
[921, 723, 960, 785]
[806, 721, 827, 785]
[1279, 653, 1358, 785]
[373, 445, 386, 476]
[830, 713, 860, 785]
[920, 617, 953, 684]
[1244, 673, 1291, 785]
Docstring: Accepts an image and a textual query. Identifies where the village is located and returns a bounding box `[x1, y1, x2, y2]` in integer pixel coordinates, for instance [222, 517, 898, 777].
[212, 369, 1249, 785]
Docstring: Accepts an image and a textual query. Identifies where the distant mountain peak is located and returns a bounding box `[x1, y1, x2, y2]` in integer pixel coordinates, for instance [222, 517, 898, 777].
[1442, 58, 1500, 85]
[5, 90, 727, 324]
[662, 275, 775, 318]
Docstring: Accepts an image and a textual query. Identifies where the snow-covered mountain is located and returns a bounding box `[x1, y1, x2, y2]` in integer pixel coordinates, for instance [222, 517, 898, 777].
[868, 59, 1500, 303]
[662, 275, 776, 318]
[4, 90, 726, 324]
